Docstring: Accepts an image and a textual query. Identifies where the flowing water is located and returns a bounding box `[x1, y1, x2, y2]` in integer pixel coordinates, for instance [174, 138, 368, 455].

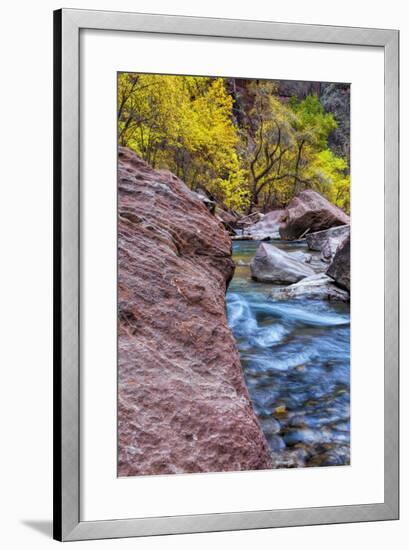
[227, 240, 350, 468]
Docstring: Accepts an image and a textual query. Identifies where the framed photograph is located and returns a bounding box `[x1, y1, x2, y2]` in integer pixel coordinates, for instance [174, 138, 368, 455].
[54, 8, 399, 541]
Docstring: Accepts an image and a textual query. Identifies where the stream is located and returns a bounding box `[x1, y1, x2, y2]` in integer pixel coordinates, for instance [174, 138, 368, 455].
[227, 240, 350, 468]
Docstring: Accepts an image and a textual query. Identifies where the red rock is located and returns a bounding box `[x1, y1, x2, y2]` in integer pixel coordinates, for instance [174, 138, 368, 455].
[117, 147, 272, 476]
[279, 190, 350, 241]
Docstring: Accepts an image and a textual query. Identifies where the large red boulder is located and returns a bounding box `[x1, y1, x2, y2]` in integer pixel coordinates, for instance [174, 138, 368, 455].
[117, 147, 272, 476]
[279, 190, 350, 241]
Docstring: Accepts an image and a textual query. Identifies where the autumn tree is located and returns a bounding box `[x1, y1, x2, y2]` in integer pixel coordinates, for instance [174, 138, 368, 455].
[290, 96, 350, 212]
[118, 73, 247, 210]
[238, 81, 297, 212]
[238, 84, 349, 212]
[118, 73, 350, 214]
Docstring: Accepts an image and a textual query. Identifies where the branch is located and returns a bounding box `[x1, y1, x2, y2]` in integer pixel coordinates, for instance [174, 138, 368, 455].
[254, 121, 282, 183]
[250, 118, 264, 180]
[293, 139, 305, 193]
[117, 77, 140, 121]
[255, 171, 311, 196]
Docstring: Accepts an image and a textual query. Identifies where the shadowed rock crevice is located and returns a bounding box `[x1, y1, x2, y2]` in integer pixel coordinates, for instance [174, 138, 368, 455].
[118, 147, 272, 476]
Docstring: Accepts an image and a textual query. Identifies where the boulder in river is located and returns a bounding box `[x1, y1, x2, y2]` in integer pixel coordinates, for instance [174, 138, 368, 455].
[326, 234, 350, 291]
[250, 242, 315, 284]
[243, 209, 286, 240]
[117, 146, 272, 476]
[270, 273, 350, 302]
[306, 224, 350, 263]
[279, 190, 350, 241]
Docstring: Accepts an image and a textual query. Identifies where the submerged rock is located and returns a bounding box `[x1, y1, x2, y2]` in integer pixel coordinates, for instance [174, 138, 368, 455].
[260, 417, 281, 435]
[283, 428, 322, 446]
[279, 190, 350, 241]
[326, 235, 351, 291]
[117, 147, 272, 476]
[267, 435, 286, 452]
[307, 445, 350, 467]
[270, 273, 350, 302]
[250, 242, 315, 284]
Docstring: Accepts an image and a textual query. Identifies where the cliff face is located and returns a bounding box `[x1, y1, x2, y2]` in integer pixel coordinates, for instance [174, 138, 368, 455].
[117, 147, 272, 476]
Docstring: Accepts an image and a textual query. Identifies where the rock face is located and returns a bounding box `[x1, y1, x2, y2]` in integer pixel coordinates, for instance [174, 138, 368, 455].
[320, 83, 350, 163]
[243, 210, 286, 240]
[215, 206, 239, 234]
[275, 80, 322, 100]
[306, 225, 350, 262]
[279, 190, 350, 241]
[276, 81, 350, 164]
[326, 235, 351, 291]
[250, 242, 315, 284]
[270, 274, 349, 302]
[117, 147, 272, 476]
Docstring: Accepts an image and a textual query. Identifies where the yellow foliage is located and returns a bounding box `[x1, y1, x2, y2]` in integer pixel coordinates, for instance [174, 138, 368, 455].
[118, 73, 350, 215]
[118, 74, 240, 206]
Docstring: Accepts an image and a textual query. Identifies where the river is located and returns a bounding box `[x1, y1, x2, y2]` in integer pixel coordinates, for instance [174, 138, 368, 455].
[226, 240, 350, 468]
